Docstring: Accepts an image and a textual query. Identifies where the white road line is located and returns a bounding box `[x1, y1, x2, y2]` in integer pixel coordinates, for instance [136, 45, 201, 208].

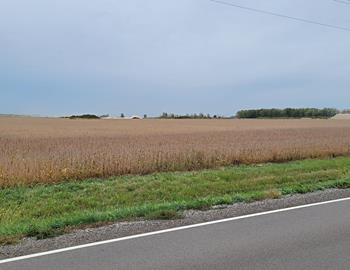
[1, 196, 350, 265]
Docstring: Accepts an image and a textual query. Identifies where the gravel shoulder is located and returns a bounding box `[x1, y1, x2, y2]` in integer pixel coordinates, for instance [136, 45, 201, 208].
[1, 188, 350, 260]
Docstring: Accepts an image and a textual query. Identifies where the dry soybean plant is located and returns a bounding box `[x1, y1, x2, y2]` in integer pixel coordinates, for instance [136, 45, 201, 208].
[1, 117, 350, 186]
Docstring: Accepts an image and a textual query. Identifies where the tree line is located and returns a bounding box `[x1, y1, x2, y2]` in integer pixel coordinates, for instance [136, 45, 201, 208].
[65, 114, 100, 119]
[159, 113, 229, 119]
[236, 108, 338, 119]
[62, 108, 341, 120]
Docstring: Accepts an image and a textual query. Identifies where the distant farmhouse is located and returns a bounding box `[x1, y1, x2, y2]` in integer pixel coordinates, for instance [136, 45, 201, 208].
[130, 115, 142, 119]
[332, 114, 350, 119]
[100, 115, 142, 120]
[332, 109, 350, 119]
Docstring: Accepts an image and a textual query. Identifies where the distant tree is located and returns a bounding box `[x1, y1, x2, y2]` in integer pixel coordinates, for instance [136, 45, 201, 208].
[236, 108, 338, 119]
[158, 112, 223, 119]
[69, 114, 100, 119]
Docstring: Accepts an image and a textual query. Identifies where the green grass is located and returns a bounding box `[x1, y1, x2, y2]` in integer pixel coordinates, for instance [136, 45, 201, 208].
[1, 156, 350, 245]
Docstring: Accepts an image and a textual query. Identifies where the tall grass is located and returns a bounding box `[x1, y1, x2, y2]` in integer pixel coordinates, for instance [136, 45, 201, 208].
[2, 156, 350, 243]
[1, 117, 350, 186]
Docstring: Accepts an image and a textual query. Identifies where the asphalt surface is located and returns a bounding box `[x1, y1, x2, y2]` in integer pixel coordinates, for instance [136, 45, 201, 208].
[1, 198, 350, 270]
[3, 188, 350, 259]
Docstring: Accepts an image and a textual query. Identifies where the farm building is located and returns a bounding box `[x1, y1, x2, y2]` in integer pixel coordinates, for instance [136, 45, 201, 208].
[332, 114, 350, 120]
[130, 115, 142, 119]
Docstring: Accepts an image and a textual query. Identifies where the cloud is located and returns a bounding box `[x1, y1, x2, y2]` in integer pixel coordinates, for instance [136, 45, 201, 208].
[1, 0, 349, 115]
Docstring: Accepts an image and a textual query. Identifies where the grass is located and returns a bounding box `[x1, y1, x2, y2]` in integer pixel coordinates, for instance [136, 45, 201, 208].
[1, 156, 350, 245]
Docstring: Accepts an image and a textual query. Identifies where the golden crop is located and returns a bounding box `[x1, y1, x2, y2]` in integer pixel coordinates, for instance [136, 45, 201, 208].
[1, 117, 350, 186]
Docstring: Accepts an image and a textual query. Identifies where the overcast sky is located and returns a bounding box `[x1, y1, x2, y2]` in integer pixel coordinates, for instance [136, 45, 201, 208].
[1, 0, 350, 116]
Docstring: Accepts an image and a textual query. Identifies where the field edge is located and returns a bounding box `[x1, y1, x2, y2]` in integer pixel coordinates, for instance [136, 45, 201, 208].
[2, 156, 350, 245]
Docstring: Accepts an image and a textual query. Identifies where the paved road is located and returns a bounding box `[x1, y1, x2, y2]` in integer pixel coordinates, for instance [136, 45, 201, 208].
[1, 199, 350, 270]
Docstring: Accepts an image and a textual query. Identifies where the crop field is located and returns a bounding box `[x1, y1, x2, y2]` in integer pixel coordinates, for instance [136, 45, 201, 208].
[1, 117, 350, 187]
[2, 116, 350, 244]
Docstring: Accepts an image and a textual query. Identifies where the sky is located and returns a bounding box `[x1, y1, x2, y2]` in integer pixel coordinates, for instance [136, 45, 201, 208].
[1, 0, 350, 116]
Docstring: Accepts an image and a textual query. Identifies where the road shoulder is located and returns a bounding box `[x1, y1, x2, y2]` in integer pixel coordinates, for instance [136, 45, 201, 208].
[1, 188, 350, 260]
